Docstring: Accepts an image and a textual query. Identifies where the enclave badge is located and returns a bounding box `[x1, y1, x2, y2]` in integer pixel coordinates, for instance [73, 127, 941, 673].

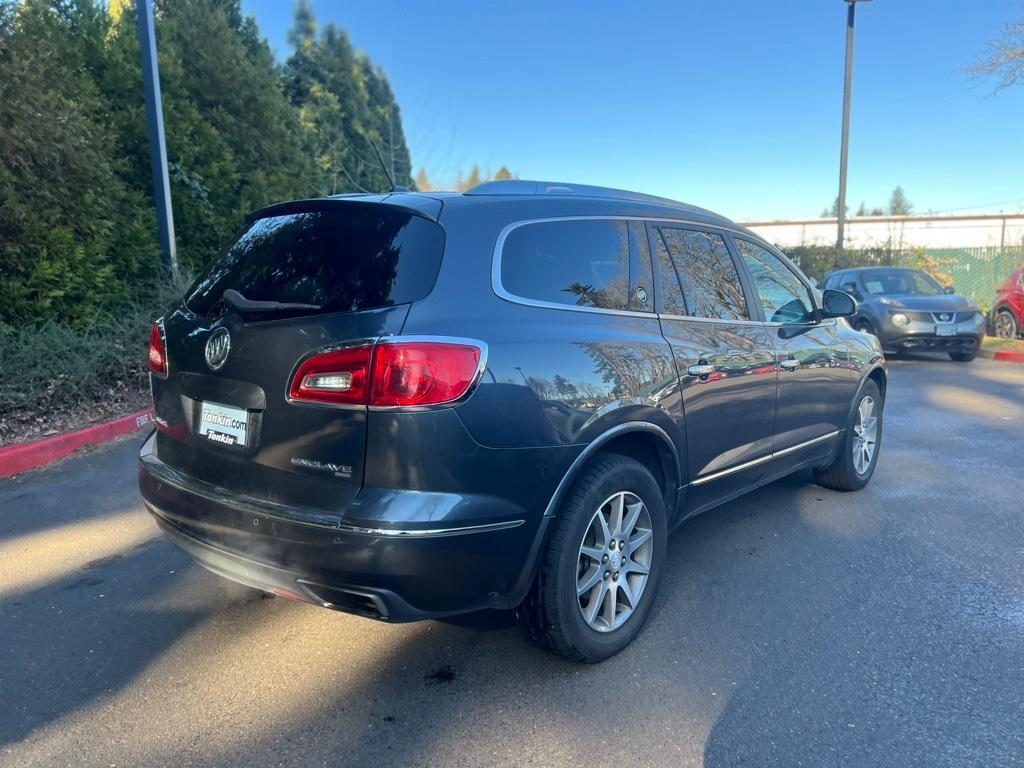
[290, 457, 353, 478]
[205, 328, 231, 371]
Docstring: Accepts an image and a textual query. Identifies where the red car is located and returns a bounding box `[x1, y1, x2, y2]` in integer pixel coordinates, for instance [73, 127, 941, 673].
[992, 268, 1024, 339]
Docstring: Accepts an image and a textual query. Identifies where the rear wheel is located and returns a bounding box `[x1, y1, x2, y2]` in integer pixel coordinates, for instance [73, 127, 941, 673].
[519, 454, 666, 662]
[993, 309, 1018, 340]
[814, 379, 883, 492]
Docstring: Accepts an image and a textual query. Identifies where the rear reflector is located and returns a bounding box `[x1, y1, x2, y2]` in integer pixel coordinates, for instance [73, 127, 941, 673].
[148, 321, 168, 377]
[289, 339, 482, 408]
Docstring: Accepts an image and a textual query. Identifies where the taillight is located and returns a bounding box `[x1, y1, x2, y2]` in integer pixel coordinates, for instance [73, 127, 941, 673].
[289, 345, 372, 405]
[370, 341, 482, 407]
[148, 321, 168, 377]
[288, 340, 483, 408]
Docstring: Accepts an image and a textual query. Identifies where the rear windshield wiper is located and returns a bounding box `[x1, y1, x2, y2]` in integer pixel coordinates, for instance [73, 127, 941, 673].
[222, 289, 322, 314]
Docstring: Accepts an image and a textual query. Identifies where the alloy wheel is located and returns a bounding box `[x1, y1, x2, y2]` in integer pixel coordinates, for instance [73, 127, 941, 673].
[994, 312, 1015, 339]
[576, 491, 654, 632]
[852, 395, 878, 475]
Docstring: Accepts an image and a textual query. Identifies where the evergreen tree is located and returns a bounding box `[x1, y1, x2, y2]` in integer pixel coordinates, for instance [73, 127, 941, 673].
[284, 5, 414, 194]
[287, 0, 316, 49]
[888, 186, 913, 215]
[0, 0, 415, 325]
[820, 197, 849, 218]
[359, 56, 412, 188]
[0, 0, 154, 325]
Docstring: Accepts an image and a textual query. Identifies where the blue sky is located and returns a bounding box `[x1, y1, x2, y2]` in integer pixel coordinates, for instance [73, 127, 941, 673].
[240, 0, 1024, 221]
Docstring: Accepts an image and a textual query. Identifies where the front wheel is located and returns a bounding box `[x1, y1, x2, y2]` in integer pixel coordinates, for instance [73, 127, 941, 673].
[814, 379, 883, 492]
[519, 454, 667, 662]
[855, 319, 876, 336]
[993, 310, 1018, 340]
[949, 350, 977, 362]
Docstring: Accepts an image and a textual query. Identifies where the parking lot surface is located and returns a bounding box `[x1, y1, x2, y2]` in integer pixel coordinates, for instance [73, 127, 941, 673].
[2, 357, 1022, 767]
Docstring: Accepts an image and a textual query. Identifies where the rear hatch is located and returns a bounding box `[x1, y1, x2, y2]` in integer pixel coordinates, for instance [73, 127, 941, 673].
[150, 199, 444, 519]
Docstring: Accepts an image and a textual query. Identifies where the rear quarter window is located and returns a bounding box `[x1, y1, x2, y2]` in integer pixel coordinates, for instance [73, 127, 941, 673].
[499, 219, 632, 311]
[185, 205, 444, 318]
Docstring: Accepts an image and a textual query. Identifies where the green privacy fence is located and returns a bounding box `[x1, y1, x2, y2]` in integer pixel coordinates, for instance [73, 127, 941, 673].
[785, 245, 1024, 311]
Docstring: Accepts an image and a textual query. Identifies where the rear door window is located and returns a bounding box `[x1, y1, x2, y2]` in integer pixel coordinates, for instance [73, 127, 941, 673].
[500, 219, 631, 310]
[650, 225, 688, 315]
[184, 204, 444, 318]
[656, 227, 749, 321]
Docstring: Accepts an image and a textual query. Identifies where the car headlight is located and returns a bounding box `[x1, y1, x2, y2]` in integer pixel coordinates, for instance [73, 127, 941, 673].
[975, 311, 985, 324]
[891, 312, 910, 326]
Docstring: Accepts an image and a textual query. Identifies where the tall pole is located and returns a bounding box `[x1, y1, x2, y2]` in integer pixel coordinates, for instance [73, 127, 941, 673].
[136, 0, 178, 277]
[836, 0, 858, 262]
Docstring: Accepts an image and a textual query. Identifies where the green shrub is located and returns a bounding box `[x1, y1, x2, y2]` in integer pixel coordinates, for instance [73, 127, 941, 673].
[0, 278, 186, 418]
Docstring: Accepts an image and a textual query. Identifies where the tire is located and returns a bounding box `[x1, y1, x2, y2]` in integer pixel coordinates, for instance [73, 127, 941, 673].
[949, 350, 977, 362]
[814, 379, 883, 492]
[855, 319, 876, 336]
[993, 309, 1017, 340]
[519, 454, 667, 663]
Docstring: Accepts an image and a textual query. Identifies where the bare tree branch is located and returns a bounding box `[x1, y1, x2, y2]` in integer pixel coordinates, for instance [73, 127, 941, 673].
[967, 11, 1024, 93]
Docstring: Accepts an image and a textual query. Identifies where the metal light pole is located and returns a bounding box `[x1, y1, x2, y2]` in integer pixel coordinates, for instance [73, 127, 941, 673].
[136, 0, 178, 277]
[836, 0, 870, 262]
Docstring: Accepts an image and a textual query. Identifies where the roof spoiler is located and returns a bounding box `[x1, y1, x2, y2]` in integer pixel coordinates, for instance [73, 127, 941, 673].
[249, 194, 442, 223]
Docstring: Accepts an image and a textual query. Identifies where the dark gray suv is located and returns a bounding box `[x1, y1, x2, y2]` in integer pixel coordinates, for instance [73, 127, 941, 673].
[823, 266, 985, 361]
[139, 180, 886, 662]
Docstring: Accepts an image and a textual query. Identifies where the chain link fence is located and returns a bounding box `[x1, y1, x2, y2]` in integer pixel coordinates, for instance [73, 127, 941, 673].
[784, 245, 1024, 311]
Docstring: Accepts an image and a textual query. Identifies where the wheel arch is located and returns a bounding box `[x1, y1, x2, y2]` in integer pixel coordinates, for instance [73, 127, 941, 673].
[507, 421, 682, 609]
[844, 364, 886, 426]
[992, 303, 1020, 329]
[867, 364, 887, 401]
[542, 422, 681, 523]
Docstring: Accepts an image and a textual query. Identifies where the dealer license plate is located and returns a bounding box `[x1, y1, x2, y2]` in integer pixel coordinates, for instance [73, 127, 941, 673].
[935, 324, 956, 337]
[199, 401, 249, 447]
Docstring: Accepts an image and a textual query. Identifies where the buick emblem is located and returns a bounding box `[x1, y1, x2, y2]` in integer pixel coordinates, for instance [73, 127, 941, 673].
[205, 328, 231, 371]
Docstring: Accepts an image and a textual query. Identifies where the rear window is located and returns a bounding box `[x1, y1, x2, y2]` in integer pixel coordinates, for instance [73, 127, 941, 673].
[500, 219, 631, 310]
[184, 205, 444, 318]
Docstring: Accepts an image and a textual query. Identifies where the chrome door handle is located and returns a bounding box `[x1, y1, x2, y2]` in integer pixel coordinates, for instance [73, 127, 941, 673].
[779, 358, 801, 371]
[686, 363, 716, 377]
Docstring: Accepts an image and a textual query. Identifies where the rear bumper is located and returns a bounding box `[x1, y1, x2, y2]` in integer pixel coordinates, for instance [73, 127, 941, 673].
[139, 433, 549, 621]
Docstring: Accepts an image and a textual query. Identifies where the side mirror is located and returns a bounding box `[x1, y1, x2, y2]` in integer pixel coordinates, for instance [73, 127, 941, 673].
[821, 288, 857, 319]
[840, 282, 861, 299]
[944, 285, 955, 295]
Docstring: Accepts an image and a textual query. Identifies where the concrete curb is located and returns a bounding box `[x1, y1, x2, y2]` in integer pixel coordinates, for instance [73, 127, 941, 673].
[0, 409, 154, 479]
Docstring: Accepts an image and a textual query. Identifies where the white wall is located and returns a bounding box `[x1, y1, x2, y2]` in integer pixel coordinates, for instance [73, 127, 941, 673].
[742, 214, 1024, 250]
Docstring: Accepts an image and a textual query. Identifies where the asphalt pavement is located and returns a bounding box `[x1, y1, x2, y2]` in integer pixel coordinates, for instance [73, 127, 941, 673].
[2, 356, 1022, 767]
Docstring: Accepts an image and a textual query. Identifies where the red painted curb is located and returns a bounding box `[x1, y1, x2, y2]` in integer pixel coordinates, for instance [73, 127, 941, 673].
[993, 349, 1024, 363]
[0, 409, 154, 479]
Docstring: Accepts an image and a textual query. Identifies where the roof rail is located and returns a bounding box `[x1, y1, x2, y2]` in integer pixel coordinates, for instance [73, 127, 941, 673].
[463, 179, 727, 220]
